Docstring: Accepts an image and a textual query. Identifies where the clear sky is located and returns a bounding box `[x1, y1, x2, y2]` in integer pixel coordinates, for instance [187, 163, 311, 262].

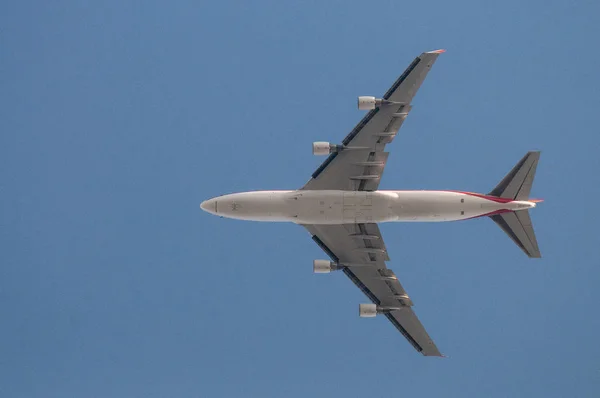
[2, 1, 600, 397]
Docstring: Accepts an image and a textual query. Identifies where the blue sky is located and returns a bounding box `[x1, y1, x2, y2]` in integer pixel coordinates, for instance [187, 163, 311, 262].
[2, 1, 599, 397]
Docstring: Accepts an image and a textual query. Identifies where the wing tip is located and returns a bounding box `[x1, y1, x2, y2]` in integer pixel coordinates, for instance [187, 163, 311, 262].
[422, 351, 445, 357]
[427, 49, 446, 54]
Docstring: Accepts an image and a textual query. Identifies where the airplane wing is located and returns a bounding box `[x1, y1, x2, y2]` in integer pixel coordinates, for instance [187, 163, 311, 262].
[303, 223, 442, 356]
[302, 50, 444, 191]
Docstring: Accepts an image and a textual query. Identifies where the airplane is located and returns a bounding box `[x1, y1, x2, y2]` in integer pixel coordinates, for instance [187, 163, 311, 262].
[200, 49, 541, 356]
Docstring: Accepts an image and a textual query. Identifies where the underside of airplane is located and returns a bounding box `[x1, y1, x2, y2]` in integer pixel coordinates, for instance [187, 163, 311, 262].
[200, 50, 541, 356]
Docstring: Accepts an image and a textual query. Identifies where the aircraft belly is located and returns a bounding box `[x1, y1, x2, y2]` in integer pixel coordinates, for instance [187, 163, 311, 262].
[290, 191, 398, 224]
[212, 190, 512, 224]
[391, 191, 501, 222]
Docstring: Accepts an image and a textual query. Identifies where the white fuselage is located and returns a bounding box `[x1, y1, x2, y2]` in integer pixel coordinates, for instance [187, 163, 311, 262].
[200, 190, 535, 224]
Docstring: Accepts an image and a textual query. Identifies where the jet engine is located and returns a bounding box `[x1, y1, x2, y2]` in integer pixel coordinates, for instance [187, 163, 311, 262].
[359, 303, 402, 317]
[313, 259, 343, 273]
[313, 142, 332, 156]
[313, 142, 346, 156]
[359, 303, 378, 317]
[357, 96, 377, 110]
[358, 96, 403, 110]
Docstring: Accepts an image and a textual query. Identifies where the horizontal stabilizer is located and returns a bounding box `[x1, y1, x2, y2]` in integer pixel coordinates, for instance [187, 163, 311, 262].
[490, 211, 541, 258]
[488, 151, 541, 258]
[489, 151, 540, 200]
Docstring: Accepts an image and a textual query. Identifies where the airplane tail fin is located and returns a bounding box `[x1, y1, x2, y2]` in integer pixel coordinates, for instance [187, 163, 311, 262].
[488, 151, 541, 258]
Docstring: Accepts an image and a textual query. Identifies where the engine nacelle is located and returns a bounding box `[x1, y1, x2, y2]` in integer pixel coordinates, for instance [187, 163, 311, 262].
[313, 259, 344, 273]
[358, 96, 377, 110]
[313, 259, 333, 273]
[313, 142, 332, 156]
[359, 303, 378, 317]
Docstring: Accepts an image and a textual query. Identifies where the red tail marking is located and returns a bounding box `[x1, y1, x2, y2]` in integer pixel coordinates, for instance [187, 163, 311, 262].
[447, 191, 514, 203]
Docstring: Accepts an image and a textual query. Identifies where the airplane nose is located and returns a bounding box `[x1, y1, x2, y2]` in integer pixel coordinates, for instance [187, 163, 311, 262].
[200, 199, 218, 215]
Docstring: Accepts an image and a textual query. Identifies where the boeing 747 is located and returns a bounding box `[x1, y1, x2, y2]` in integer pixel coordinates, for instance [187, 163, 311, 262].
[200, 50, 541, 356]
